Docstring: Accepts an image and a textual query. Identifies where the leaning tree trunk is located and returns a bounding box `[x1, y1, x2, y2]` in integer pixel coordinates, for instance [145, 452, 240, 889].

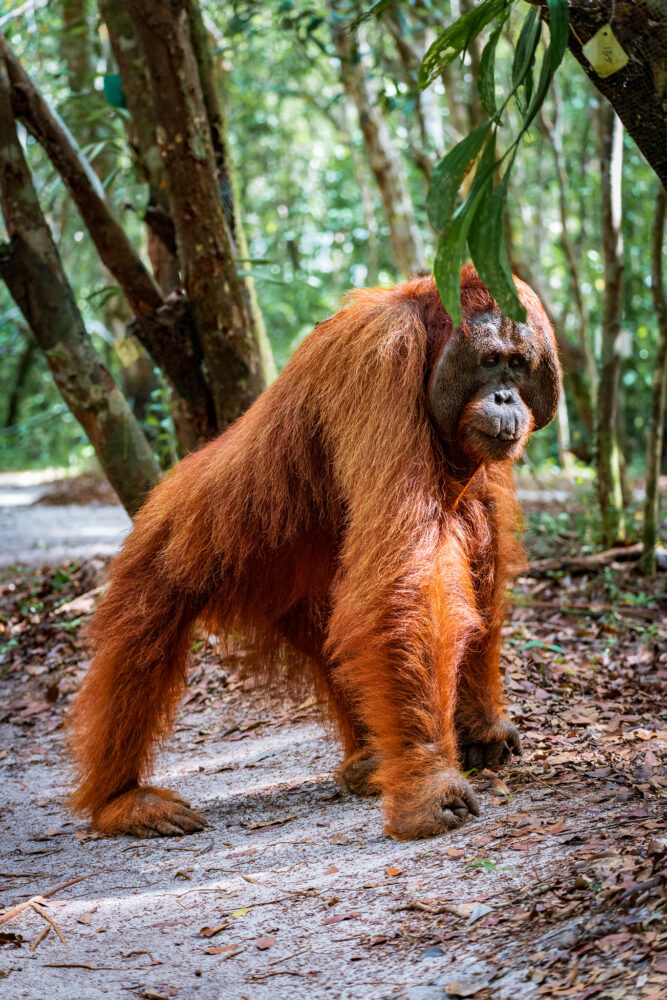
[1, 36, 215, 446]
[329, 4, 425, 277]
[535, 0, 667, 188]
[640, 184, 667, 576]
[0, 52, 159, 517]
[125, 0, 265, 431]
[596, 103, 626, 546]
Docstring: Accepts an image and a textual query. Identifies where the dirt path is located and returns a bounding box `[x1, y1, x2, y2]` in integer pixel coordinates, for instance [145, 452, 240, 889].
[0, 472, 130, 568]
[0, 482, 664, 999]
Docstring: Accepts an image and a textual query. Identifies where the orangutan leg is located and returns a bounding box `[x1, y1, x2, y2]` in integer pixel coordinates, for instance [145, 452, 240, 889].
[456, 623, 522, 772]
[328, 535, 481, 840]
[276, 602, 378, 795]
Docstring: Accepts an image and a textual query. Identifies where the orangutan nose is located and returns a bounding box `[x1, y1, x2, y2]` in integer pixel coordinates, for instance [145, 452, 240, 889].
[494, 388, 517, 406]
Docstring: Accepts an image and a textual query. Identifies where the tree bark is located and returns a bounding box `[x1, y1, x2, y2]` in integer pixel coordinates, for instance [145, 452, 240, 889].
[534, 0, 667, 187]
[1, 35, 216, 444]
[3, 332, 36, 430]
[330, 5, 425, 277]
[98, 0, 181, 295]
[0, 53, 160, 517]
[640, 184, 667, 576]
[540, 88, 597, 419]
[596, 103, 626, 546]
[126, 0, 264, 430]
[185, 0, 276, 384]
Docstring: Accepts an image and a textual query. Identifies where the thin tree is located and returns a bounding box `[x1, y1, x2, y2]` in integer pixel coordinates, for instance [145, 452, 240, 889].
[640, 184, 667, 576]
[329, 2, 425, 277]
[596, 103, 626, 545]
[0, 51, 160, 516]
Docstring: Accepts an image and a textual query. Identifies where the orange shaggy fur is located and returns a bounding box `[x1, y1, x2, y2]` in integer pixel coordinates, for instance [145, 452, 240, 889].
[70, 266, 554, 840]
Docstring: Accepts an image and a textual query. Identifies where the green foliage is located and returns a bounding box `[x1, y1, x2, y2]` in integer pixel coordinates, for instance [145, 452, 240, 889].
[0, 0, 661, 505]
[422, 0, 569, 325]
[419, 0, 508, 88]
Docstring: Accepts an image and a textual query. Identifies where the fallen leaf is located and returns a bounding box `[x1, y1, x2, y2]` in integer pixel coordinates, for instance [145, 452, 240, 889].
[204, 943, 242, 956]
[446, 848, 465, 858]
[324, 865, 339, 875]
[246, 815, 296, 830]
[199, 923, 230, 938]
[386, 867, 402, 877]
[230, 907, 252, 918]
[255, 936, 275, 950]
[468, 903, 493, 924]
[74, 829, 104, 843]
[491, 779, 510, 796]
[0, 932, 22, 948]
[323, 912, 359, 926]
[444, 981, 487, 997]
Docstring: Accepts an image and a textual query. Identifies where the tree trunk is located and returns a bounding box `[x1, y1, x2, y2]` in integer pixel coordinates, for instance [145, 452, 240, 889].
[541, 87, 597, 417]
[596, 103, 626, 546]
[98, 0, 181, 296]
[533, 0, 667, 187]
[125, 0, 264, 430]
[3, 332, 36, 430]
[1, 36, 216, 445]
[0, 53, 160, 517]
[329, 5, 425, 277]
[185, 0, 276, 384]
[640, 184, 667, 576]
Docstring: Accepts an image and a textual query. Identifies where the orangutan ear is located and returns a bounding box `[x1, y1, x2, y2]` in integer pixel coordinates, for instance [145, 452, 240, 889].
[523, 338, 561, 431]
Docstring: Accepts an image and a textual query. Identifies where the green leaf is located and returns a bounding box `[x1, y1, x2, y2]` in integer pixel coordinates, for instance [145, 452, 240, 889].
[426, 121, 492, 232]
[350, 0, 393, 28]
[511, 6, 541, 97]
[468, 150, 525, 322]
[477, 23, 503, 118]
[433, 157, 495, 327]
[102, 73, 126, 109]
[518, 43, 553, 136]
[419, 0, 509, 88]
[546, 0, 569, 71]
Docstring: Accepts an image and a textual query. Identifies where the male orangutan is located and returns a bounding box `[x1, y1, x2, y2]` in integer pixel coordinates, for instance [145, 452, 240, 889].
[70, 265, 560, 841]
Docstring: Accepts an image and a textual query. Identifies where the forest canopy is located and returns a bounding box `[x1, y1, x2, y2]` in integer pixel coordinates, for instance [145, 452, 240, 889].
[0, 0, 665, 561]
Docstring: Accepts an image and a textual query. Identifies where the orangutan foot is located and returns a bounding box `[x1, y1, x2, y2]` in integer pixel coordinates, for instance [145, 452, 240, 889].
[384, 767, 480, 840]
[92, 786, 207, 838]
[458, 718, 522, 772]
[339, 750, 381, 797]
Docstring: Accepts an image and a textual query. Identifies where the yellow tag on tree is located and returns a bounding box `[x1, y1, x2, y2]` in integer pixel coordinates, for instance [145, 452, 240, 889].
[114, 336, 141, 367]
[581, 24, 629, 79]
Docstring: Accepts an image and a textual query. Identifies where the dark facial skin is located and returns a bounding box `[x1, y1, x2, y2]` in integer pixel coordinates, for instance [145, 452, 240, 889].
[427, 310, 561, 466]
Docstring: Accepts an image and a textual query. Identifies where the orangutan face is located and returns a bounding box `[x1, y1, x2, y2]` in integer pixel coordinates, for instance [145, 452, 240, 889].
[427, 309, 561, 463]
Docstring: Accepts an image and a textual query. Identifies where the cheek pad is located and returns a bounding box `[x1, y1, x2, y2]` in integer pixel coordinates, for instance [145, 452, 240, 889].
[426, 343, 474, 442]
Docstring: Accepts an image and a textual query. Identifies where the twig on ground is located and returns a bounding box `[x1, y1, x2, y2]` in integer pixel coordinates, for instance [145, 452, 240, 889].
[0, 871, 100, 927]
[29, 924, 51, 952]
[526, 543, 642, 576]
[248, 969, 318, 979]
[30, 900, 67, 946]
[268, 940, 312, 966]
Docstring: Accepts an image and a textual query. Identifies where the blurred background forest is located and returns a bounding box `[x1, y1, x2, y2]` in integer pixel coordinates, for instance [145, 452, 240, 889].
[1, 0, 665, 564]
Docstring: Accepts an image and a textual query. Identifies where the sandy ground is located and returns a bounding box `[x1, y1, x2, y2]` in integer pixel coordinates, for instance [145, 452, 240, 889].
[4, 682, 662, 1000]
[0, 473, 664, 999]
[0, 472, 130, 567]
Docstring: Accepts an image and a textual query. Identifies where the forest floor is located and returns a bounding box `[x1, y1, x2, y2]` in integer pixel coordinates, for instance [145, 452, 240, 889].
[0, 474, 665, 1000]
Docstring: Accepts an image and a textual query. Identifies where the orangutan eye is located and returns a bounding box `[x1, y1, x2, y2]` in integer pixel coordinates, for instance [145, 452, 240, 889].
[509, 354, 526, 372]
[482, 353, 500, 367]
